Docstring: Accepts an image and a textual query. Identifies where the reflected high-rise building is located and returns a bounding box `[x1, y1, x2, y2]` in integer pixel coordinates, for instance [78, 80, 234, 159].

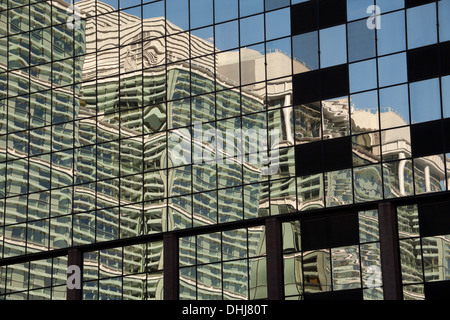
[1, 0, 450, 301]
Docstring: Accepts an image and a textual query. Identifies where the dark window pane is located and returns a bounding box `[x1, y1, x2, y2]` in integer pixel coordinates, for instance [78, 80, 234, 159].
[329, 212, 359, 247]
[291, 0, 318, 35]
[301, 216, 328, 250]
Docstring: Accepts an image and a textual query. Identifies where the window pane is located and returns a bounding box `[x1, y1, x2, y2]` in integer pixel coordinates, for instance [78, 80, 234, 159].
[292, 31, 319, 72]
[166, 0, 188, 31]
[239, 0, 264, 17]
[240, 14, 264, 46]
[378, 52, 407, 88]
[376, 0, 404, 12]
[265, 8, 290, 40]
[349, 59, 377, 93]
[265, 0, 290, 11]
[214, 0, 238, 23]
[379, 84, 410, 129]
[439, 0, 450, 42]
[331, 245, 361, 291]
[319, 25, 347, 68]
[347, 0, 374, 21]
[350, 90, 379, 133]
[190, 0, 213, 29]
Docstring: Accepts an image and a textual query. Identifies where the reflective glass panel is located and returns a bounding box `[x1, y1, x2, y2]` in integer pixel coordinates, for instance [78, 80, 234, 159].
[353, 164, 383, 203]
[166, 0, 189, 31]
[359, 210, 379, 243]
[347, 19, 376, 62]
[347, 0, 374, 21]
[319, 25, 347, 68]
[214, 0, 238, 23]
[378, 53, 407, 88]
[292, 31, 319, 73]
[266, 38, 292, 80]
[331, 246, 361, 291]
[349, 59, 377, 93]
[384, 158, 414, 198]
[190, 0, 213, 29]
[214, 21, 239, 51]
[239, 0, 264, 17]
[325, 169, 353, 207]
[265, 0, 290, 11]
[350, 90, 379, 134]
[399, 238, 423, 284]
[376, 0, 404, 12]
[361, 243, 383, 294]
[422, 235, 450, 282]
[240, 14, 264, 46]
[414, 154, 446, 195]
[381, 127, 411, 161]
[442, 76, 450, 118]
[303, 249, 332, 294]
[265, 8, 290, 41]
[407, 3, 438, 49]
[409, 78, 441, 124]
[322, 96, 350, 139]
[352, 132, 381, 167]
[439, 0, 450, 42]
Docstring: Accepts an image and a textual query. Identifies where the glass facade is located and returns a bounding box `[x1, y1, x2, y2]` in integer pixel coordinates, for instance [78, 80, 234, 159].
[0, 0, 449, 301]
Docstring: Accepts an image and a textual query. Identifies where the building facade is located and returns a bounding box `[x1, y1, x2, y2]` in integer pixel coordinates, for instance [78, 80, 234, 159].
[0, 0, 450, 300]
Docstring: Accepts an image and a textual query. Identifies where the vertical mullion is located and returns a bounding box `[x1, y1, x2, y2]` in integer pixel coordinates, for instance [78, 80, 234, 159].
[378, 202, 403, 300]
